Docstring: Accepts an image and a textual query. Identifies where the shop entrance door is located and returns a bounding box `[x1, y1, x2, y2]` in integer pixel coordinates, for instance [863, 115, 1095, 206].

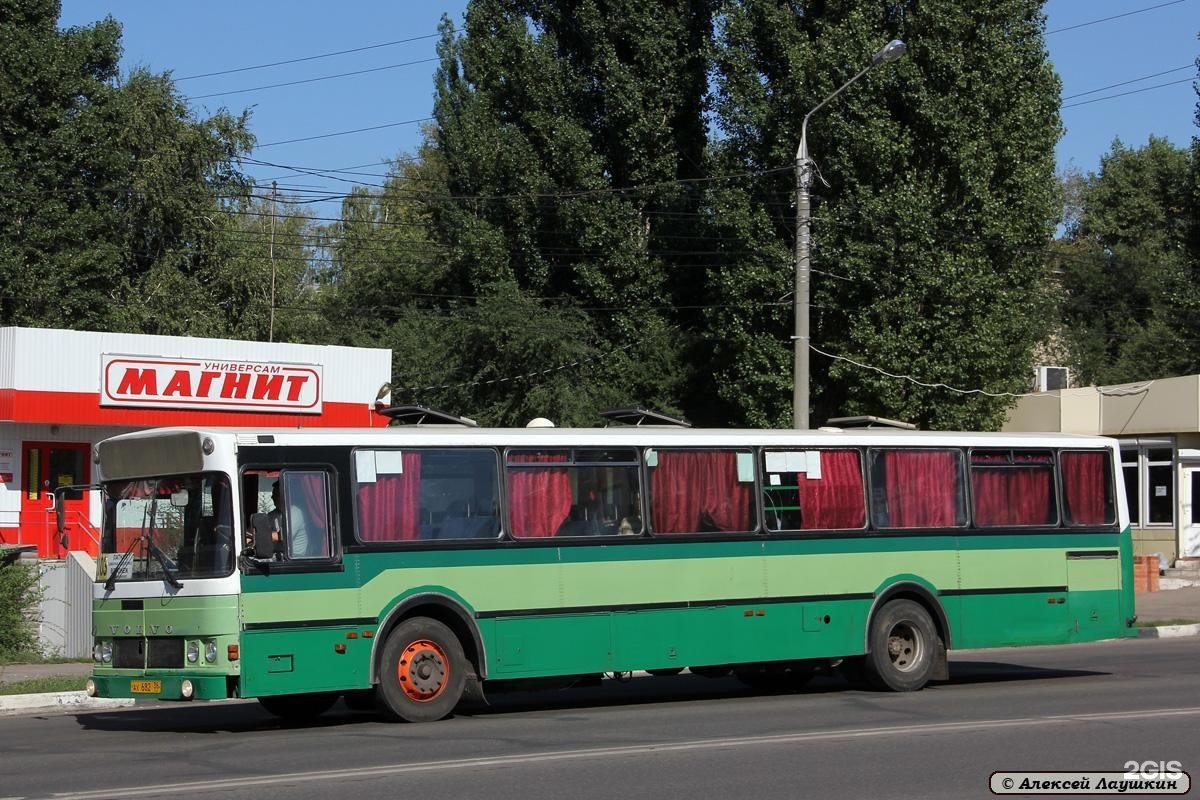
[19, 442, 92, 557]
[1181, 464, 1200, 558]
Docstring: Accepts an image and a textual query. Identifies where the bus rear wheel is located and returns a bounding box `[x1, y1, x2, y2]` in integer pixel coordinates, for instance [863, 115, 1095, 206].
[864, 599, 937, 692]
[257, 692, 339, 721]
[378, 617, 467, 723]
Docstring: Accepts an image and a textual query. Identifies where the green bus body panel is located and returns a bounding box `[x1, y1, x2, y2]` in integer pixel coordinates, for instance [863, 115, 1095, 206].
[229, 530, 1134, 690]
[90, 594, 240, 701]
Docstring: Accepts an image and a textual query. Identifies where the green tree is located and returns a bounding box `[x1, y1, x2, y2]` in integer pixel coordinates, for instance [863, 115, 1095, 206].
[707, 0, 1062, 429]
[1059, 137, 1198, 383]
[428, 0, 713, 424]
[0, 1, 253, 333]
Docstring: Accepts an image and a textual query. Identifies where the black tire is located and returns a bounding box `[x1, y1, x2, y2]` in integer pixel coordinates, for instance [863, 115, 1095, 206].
[734, 661, 815, 691]
[863, 599, 938, 692]
[257, 692, 339, 721]
[378, 617, 467, 723]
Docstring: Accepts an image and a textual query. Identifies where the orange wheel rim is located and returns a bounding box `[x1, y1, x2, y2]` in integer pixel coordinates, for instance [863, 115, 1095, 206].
[397, 639, 449, 702]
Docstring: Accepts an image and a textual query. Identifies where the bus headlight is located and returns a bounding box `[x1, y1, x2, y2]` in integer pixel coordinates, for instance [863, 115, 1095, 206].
[181, 679, 195, 699]
[92, 643, 103, 662]
[204, 641, 218, 663]
[186, 641, 200, 663]
[99, 642, 112, 664]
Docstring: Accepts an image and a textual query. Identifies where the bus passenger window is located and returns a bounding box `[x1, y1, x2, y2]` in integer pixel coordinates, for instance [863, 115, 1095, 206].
[355, 449, 500, 543]
[507, 449, 640, 538]
[647, 449, 755, 535]
[969, 450, 1056, 527]
[761, 449, 865, 531]
[1060, 450, 1116, 526]
[869, 449, 967, 530]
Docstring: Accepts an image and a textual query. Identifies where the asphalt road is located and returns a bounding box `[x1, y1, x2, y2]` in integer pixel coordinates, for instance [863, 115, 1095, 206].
[3, 637, 1198, 800]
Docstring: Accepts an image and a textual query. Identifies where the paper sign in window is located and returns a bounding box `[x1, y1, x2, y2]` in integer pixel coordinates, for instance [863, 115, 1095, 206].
[355, 450, 377, 483]
[765, 452, 789, 473]
[806, 450, 822, 480]
[376, 450, 405, 475]
[736, 452, 755, 483]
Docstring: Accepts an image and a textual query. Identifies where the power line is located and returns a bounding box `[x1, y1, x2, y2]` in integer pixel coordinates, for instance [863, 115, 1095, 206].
[175, 31, 448, 81]
[1044, 0, 1187, 35]
[1061, 77, 1195, 108]
[1062, 64, 1195, 100]
[188, 57, 438, 101]
[255, 117, 434, 148]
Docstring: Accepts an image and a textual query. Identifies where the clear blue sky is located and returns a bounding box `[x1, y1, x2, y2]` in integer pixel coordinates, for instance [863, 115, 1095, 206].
[58, 0, 1198, 211]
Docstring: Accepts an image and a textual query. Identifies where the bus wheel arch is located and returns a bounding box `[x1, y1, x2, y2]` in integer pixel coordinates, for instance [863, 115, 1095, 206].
[863, 583, 950, 687]
[372, 593, 486, 687]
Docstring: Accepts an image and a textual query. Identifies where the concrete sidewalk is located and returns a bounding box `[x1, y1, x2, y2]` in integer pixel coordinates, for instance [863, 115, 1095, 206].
[2, 589, 1197, 717]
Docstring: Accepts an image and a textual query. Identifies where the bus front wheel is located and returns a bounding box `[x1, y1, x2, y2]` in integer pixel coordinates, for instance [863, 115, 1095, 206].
[864, 599, 938, 692]
[378, 617, 467, 723]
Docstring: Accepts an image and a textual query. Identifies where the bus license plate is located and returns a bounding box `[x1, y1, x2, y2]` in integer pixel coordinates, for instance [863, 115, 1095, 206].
[130, 680, 161, 694]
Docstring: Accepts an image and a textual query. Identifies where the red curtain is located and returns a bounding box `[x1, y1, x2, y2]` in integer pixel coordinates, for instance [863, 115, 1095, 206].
[357, 452, 423, 541]
[971, 452, 1053, 526]
[882, 450, 960, 528]
[294, 472, 330, 556]
[507, 451, 572, 538]
[799, 450, 865, 529]
[1061, 450, 1110, 525]
[650, 450, 752, 534]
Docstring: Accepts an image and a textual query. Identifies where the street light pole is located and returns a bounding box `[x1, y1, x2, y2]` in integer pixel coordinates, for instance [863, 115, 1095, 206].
[793, 39, 906, 429]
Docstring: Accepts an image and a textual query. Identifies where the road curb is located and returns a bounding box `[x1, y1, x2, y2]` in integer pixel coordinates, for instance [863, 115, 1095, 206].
[0, 691, 135, 716]
[1138, 623, 1200, 639]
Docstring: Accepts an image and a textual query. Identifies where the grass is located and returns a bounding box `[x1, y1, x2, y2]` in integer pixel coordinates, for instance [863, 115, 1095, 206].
[1137, 618, 1200, 627]
[0, 654, 91, 666]
[0, 676, 86, 696]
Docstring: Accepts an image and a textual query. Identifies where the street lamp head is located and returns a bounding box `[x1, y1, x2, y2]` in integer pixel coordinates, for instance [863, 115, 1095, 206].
[871, 39, 907, 66]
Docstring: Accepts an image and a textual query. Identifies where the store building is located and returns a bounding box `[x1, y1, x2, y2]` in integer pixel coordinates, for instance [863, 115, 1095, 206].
[1004, 373, 1200, 562]
[1, 326, 391, 560]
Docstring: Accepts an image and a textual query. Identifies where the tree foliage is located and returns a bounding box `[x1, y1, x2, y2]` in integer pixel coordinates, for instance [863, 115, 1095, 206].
[0, 0, 255, 334]
[707, 0, 1062, 429]
[1058, 137, 1200, 384]
[426, 0, 714, 425]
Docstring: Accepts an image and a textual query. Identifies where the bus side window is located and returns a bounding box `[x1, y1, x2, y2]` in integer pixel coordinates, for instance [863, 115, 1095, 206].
[647, 449, 755, 535]
[279, 471, 332, 559]
[869, 449, 967, 530]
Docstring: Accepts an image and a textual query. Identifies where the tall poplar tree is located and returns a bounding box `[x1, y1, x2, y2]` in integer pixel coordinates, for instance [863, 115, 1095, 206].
[429, 0, 714, 425]
[707, 0, 1062, 429]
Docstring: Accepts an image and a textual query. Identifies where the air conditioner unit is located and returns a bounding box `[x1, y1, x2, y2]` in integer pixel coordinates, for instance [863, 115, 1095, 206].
[1034, 365, 1069, 392]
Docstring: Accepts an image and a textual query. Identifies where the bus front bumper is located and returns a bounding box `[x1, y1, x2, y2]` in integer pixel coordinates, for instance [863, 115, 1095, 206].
[88, 673, 233, 701]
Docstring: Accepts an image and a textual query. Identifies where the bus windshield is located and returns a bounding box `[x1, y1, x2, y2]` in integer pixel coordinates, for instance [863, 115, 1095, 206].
[99, 473, 235, 585]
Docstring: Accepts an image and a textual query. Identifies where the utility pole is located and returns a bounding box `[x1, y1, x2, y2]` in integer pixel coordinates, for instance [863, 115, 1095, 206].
[268, 180, 277, 343]
[793, 39, 905, 429]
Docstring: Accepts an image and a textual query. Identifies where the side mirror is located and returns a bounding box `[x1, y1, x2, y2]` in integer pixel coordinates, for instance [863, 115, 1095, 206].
[249, 513, 276, 560]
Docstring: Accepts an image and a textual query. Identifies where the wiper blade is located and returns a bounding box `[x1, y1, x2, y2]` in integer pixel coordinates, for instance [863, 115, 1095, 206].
[103, 534, 140, 592]
[147, 538, 183, 589]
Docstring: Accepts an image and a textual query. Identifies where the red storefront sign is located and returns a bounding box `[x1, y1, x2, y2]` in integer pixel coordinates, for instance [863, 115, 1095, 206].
[101, 355, 323, 414]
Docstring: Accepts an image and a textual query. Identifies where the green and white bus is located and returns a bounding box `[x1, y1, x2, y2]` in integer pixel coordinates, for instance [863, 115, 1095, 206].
[77, 416, 1135, 722]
